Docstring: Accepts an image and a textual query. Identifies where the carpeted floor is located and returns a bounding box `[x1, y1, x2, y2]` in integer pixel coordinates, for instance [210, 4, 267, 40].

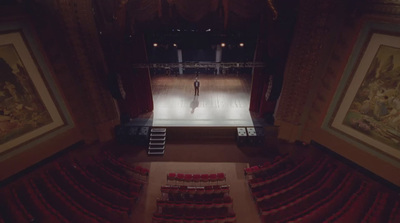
[113, 140, 291, 165]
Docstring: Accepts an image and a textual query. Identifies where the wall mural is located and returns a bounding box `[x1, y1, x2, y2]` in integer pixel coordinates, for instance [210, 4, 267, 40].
[0, 29, 66, 155]
[0, 45, 52, 145]
[344, 45, 400, 148]
[323, 21, 400, 162]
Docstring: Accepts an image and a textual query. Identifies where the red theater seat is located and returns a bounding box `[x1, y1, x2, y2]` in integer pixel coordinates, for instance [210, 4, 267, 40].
[167, 173, 177, 182]
[209, 174, 217, 182]
[176, 173, 185, 182]
[184, 174, 193, 182]
[201, 174, 209, 183]
[193, 174, 201, 183]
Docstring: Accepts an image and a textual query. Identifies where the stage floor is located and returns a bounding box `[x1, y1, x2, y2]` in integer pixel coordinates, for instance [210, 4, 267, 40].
[132, 74, 264, 127]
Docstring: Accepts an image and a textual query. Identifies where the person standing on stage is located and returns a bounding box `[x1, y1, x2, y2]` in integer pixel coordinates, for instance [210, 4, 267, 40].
[194, 77, 200, 96]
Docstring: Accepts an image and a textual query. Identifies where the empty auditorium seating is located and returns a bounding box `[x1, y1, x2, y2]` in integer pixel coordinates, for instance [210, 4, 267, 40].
[102, 149, 150, 179]
[153, 172, 236, 223]
[389, 200, 400, 222]
[167, 172, 227, 185]
[244, 153, 290, 175]
[1, 142, 399, 223]
[0, 187, 34, 223]
[241, 152, 400, 223]
[0, 148, 149, 223]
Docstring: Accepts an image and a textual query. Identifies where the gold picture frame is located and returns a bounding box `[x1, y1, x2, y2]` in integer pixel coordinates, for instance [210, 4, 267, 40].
[0, 21, 75, 158]
[323, 21, 400, 162]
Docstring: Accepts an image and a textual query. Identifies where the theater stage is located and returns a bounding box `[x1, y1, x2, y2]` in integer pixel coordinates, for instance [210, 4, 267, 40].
[131, 74, 265, 127]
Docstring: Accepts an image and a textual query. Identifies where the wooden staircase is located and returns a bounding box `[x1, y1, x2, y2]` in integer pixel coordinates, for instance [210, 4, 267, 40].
[148, 128, 167, 155]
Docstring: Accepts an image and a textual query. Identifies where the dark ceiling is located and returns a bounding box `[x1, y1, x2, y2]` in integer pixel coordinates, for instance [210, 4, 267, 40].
[130, 0, 299, 50]
[0, 0, 299, 65]
[90, 0, 300, 63]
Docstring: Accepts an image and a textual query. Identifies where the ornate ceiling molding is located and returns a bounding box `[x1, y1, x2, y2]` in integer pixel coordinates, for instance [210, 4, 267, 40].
[361, 0, 400, 15]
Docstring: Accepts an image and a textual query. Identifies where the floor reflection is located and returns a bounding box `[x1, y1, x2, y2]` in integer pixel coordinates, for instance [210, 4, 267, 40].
[190, 96, 199, 113]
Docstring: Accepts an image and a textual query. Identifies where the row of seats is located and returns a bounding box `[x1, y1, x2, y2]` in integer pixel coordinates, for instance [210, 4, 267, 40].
[152, 212, 237, 223]
[167, 173, 226, 184]
[153, 173, 237, 223]
[102, 149, 149, 179]
[161, 184, 231, 203]
[1, 182, 63, 223]
[85, 159, 141, 196]
[361, 192, 390, 222]
[250, 156, 326, 193]
[89, 157, 143, 190]
[322, 182, 375, 222]
[275, 173, 361, 222]
[248, 157, 308, 188]
[259, 169, 355, 222]
[161, 185, 230, 195]
[47, 162, 133, 221]
[0, 150, 149, 223]
[61, 162, 139, 208]
[70, 161, 139, 200]
[31, 174, 109, 222]
[156, 196, 233, 209]
[164, 187, 230, 203]
[389, 200, 400, 222]
[245, 153, 400, 223]
[243, 153, 289, 175]
[252, 159, 335, 202]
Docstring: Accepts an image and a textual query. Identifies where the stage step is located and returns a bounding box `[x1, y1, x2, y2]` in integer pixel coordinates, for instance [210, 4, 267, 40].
[150, 132, 166, 137]
[151, 128, 167, 133]
[148, 145, 165, 155]
[148, 145, 165, 150]
[150, 136, 166, 141]
[147, 150, 165, 155]
[148, 127, 167, 156]
[149, 141, 165, 146]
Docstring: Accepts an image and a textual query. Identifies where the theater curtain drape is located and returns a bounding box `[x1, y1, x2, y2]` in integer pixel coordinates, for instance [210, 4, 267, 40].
[117, 34, 154, 119]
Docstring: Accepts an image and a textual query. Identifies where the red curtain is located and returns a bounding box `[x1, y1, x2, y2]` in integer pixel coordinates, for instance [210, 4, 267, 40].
[259, 80, 276, 115]
[118, 34, 153, 119]
[249, 67, 265, 112]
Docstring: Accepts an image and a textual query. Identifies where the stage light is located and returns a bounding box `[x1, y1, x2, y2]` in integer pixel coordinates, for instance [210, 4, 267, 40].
[173, 43, 177, 47]
[153, 43, 158, 47]
[221, 43, 226, 47]
[239, 43, 244, 47]
[206, 28, 211, 32]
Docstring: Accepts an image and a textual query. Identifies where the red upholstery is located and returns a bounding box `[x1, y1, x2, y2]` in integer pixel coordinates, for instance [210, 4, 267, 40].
[176, 173, 185, 182]
[184, 174, 193, 182]
[167, 173, 177, 181]
[216, 173, 226, 182]
[201, 174, 209, 182]
[209, 174, 217, 182]
[193, 174, 201, 182]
